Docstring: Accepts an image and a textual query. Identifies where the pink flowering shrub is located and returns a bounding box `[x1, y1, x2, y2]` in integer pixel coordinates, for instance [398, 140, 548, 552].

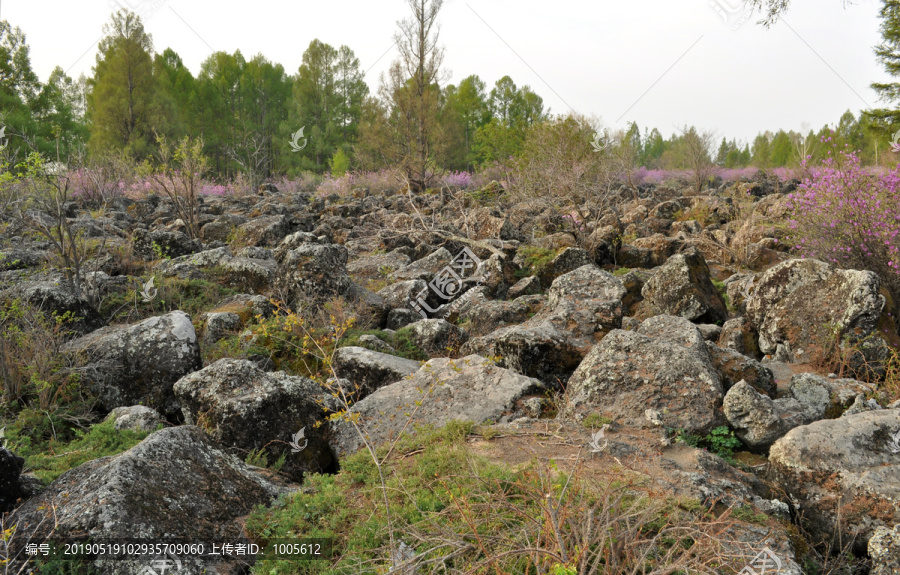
[316, 169, 403, 197]
[441, 171, 475, 189]
[786, 149, 900, 308]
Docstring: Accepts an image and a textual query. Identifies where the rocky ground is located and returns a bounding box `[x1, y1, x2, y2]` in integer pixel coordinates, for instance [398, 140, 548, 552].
[1, 174, 899, 574]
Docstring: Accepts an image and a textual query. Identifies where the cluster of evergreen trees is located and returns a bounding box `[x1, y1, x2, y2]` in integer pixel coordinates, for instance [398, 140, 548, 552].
[2, 2, 900, 187]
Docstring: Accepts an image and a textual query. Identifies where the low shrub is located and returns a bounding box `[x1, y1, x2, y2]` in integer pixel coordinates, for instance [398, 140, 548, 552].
[786, 145, 900, 314]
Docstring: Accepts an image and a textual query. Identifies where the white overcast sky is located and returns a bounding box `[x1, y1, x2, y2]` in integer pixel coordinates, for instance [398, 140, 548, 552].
[1, 0, 888, 145]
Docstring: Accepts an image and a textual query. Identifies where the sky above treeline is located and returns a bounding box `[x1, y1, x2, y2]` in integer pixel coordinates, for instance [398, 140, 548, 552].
[3, 0, 888, 145]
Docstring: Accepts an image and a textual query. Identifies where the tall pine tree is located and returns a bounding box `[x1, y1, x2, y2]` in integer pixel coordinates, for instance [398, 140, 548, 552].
[871, 0, 900, 132]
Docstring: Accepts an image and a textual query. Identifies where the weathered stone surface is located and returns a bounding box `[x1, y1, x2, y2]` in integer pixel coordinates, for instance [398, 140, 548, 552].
[641, 250, 727, 324]
[717, 316, 761, 359]
[133, 228, 201, 260]
[7, 426, 295, 574]
[769, 409, 900, 549]
[706, 342, 776, 397]
[506, 275, 542, 299]
[333, 346, 421, 397]
[202, 311, 241, 345]
[237, 214, 290, 247]
[459, 296, 542, 337]
[274, 240, 352, 308]
[18, 282, 105, 335]
[174, 359, 334, 481]
[329, 355, 545, 457]
[746, 259, 890, 363]
[105, 405, 165, 432]
[221, 256, 276, 293]
[462, 266, 624, 384]
[564, 328, 724, 433]
[789, 373, 875, 420]
[537, 247, 594, 287]
[870, 524, 900, 575]
[63, 311, 201, 418]
[723, 381, 809, 450]
[406, 319, 469, 355]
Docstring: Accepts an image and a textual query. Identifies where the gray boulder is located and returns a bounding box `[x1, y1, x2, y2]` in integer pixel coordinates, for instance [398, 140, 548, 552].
[333, 346, 421, 397]
[7, 426, 295, 574]
[723, 381, 810, 450]
[173, 359, 334, 481]
[706, 342, 776, 397]
[63, 311, 201, 418]
[201, 311, 241, 345]
[105, 405, 165, 432]
[869, 524, 900, 575]
[1, 281, 106, 337]
[329, 355, 545, 457]
[641, 250, 728, 324]
[237, 214, 290, 247]
[463, 265, 624, 384]
[789, 372, 875, 420]
[406, 319, 469, 355]
[564, 328, 724, 433]
[769, 409, 900, 550]
[746, 259, 891, 373]
[133, 228, 201, 260]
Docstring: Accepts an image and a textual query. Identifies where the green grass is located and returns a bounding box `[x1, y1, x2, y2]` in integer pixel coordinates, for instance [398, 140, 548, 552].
[8, 415, 158, 484]
[98, 276, 239, 323]
[515, 246, 560, 279]
[244, 420, 718, 575]
[338, 328, 428, 361]
[581, 413, 612, 429]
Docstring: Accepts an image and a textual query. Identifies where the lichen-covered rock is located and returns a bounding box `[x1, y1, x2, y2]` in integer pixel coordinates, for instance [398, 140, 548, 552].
[536, 247, 594, 287]
[564, 328, 724, 433]
[462, 266, 624, 384]
[706, 342, 776, 397]
[63, 311, 201, 417]
[636, 314, 707, 351]
[723, 381, 810, 450]
[390, 248, 452, 282]
[406, 319, 469, 355]
[17, 282, 105, 336]
[202, 311, 241, 345]
[641, 250, 727, 324]
[221, 256, 276, 293]
[717, 316, 761, 359]
[746, 259, 892, 369]
[769, 409, 900, 550]
[174, 359, 334, 481]
[333, 346, 421, 397]
[274, 240, 352, 308]
[789, 373, 875, 420]
[869, 524, 900, 575]
[631, 233, 681, 267]
[154, 246, 233, 276]
[506, 275, 542, 299]
[133, 228, 201, 260]
[105, 405, 165, 432]
[329, 355, 545, 457]
[459, 296, 541, 336]
[7, 426, 295, 575]
[236, 214, 290, 247]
